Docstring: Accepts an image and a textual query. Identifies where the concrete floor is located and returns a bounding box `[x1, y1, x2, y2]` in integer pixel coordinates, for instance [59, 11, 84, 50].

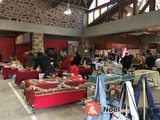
[0, 72, 160, 120]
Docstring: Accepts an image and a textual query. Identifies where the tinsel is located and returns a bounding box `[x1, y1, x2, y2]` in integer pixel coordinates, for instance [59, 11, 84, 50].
[23, 80, 88, 96]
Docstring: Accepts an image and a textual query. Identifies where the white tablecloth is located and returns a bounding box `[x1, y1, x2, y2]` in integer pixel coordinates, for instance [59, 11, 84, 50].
[134, 70, 160, 86]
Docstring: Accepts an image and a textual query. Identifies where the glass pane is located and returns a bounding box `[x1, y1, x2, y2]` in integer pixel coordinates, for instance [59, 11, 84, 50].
[101, 7, 107, 14]
[94, 10, 100, 19]
[98, 0, 110, 6]
[139, 1, 147, 10]
[89, 0, 96, 10]
[88, 12, 94, 24]
[145, 6, 149, 12]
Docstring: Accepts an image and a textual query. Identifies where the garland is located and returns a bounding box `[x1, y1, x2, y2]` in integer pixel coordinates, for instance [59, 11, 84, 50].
[23, 81, 88, 96]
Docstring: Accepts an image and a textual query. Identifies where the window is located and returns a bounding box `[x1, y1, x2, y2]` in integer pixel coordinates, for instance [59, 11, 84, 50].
[88, 12, 94, 24]
[101, 7, 107, 14]
[88, 0, 160, 25]
[94, 10, 100, 19]
[98, 0, 110, 6]
[89, 0, 96, 10]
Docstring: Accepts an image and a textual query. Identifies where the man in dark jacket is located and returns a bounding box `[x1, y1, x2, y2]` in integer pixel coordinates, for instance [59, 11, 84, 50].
[71, 51, 81, 66]
[146, 53, 156, 70]
[33, 52, 50, 73]
[120, 52, 132, 70]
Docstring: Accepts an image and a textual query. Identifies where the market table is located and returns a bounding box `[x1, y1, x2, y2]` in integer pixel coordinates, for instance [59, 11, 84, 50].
[60, 67, 93, 78]
[15, 69, 40, 86]
[2, 66, 18, 80]
[88, 74, 134, 84]
[78, 67, 93, 79]
[23, 77, 88, 110]
[134, 69, 160, 86]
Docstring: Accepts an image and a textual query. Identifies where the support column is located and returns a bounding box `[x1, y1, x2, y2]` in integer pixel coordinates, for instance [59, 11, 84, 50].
[32, 33, 44, 53]
[79, 37, 90, 59]
[140, 39, 149, 55]
[79, 37, 95, 60]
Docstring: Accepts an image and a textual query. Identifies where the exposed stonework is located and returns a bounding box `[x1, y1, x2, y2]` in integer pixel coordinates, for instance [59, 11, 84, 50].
[32, 33, 44, 53]
[0, 0, 84, 29]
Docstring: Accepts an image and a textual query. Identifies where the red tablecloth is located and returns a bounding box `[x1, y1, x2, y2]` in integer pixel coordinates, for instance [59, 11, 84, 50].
[60, 67, 93, 77]
[2, 66, 18, 80]
[15, 70, 40, 86]
[79, 67, 93, 75]
[23, 78, 88, 110]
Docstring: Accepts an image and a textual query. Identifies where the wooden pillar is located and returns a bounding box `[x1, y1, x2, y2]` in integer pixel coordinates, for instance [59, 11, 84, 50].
[133, 0, 138, 15]
[118, 5, 123, 19]
[149, 0, 155, 11]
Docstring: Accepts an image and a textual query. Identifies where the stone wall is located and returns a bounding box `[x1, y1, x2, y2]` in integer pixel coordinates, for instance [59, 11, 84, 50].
[32, 33, 44, 53]
[0, 0, 84, 29]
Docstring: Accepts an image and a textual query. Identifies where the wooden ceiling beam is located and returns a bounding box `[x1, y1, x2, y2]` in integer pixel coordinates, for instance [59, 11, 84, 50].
[123, 8, 128, 15]
[133, 0, 138, 15]
[87, 0, 94, 9]
[88, 0, 119, 13]
[118, 5, 123, 19]
[138, 2, 149, 14]
[51, 0, 63, 8]
[88, 3, 120, 26]
[78, 0, 82, 6]
[82, 0, 88, 8]
[148, 0, 155, 11]
[88, 0, 134, 26]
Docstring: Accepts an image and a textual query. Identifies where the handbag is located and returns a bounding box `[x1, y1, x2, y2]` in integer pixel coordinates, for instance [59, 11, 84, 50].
[134, 74, 160, 120]
[85, 74, 111, 120]
[111, 81, 139, 120]
[107, 87, 120, 107]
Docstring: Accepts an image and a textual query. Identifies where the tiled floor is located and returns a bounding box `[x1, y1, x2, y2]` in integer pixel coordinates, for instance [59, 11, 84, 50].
[0, 73, 160, 120]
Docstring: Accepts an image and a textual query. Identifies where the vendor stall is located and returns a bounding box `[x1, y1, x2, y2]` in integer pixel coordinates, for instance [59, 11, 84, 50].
[15, 69, 40, 86]
[23, 77, 88, 110]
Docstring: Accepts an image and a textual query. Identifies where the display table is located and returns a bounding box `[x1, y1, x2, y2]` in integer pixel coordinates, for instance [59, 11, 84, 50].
[88, 74, 134, 84]
[15, 69, 40, 86]
[23, 78, 88, 110]
[78, 67, 93, 78]
[60, 67, 93, 78]
[2, 66, 18, 80]
[134, 70, 160, 86]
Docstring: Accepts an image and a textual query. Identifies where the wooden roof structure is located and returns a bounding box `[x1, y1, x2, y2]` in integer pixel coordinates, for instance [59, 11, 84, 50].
[42, 0, 93, 10]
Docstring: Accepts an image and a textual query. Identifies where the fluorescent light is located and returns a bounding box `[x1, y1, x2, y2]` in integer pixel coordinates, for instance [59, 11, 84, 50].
[127, 13, 131, 16]
[64, 4, 71, 15]
[0, 0, 2, 3]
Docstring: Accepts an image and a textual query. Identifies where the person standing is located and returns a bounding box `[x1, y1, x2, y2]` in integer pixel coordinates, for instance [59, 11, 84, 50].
[146, 53, 156, 70]
[132, 53, 141, 70]
[26, 51, 36, 68]
[71, 51, 81, 66]
[139, 53, 146, 69]
[22, 50, 29, 67]
[61, 53, 74, 72]
[33, 52, 50, 73]
[155, 57, 160, 73]
[120, 52, 132, 70]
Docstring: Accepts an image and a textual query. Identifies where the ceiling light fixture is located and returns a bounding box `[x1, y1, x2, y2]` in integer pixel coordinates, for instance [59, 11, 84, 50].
[127, 13, 131, 16]
[0, 0, 2, 3]
[64, 4, 71, 15]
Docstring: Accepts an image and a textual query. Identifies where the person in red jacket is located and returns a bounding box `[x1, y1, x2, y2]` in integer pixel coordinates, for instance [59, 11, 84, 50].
[61, 53, 74, 72]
